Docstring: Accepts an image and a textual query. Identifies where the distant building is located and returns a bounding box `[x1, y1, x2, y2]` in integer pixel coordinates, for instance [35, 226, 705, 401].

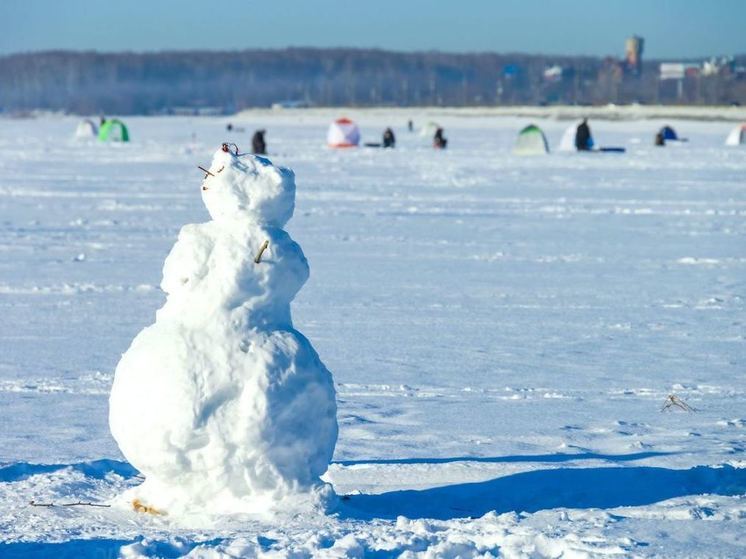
[659, 62, 700, 101]
[271, 100, 311, 110]
[659, 63, 699, 81]
[702, 60, 720, 77]
[702, 56, 735, 77]
[543, 65, 563, 82]
[625, 35, 644, 75]
[168, 106, 226, 116]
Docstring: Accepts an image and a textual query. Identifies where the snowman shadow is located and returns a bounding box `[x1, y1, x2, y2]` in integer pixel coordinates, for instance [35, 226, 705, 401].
[338, 458, 746, 521]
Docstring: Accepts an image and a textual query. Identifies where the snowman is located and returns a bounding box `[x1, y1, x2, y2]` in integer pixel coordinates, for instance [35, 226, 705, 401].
[109, 144, 338, 517]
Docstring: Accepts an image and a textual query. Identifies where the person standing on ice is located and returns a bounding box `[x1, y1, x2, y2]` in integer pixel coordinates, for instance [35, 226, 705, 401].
[575, 118, 592, 151]
[433, 127, 448, 149]
[251, 129, 267, 154]
[109, 143, 338, 518]
[382, 127, 396, 148]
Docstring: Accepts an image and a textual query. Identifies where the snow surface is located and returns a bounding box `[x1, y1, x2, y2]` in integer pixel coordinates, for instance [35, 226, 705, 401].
[0, 110, 745, 557]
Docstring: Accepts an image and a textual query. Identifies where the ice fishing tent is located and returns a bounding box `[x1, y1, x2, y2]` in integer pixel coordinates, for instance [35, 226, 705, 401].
[98, 119, 130, 142]
[327, 118, 360, 148]
[660, 125, 678, 141]
[725, 124, 746, 146]
[75, 119, 98, 139]
[558, 124, 577, 152]
[513, 124, 549, 155]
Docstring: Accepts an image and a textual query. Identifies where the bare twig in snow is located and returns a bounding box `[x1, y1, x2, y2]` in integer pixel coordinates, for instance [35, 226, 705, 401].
[254, 240, 269, 264]
[29, 500, 111, 508]
[661, 394, 696, 412]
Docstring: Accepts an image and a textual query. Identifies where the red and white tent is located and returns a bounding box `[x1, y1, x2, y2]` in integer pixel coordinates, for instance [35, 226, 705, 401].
[327, 118, 360, 148]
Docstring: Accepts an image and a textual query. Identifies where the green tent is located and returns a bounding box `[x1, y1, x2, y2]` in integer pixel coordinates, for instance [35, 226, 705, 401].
[513, 124, 549, 155]
[98, 119, 130, 142]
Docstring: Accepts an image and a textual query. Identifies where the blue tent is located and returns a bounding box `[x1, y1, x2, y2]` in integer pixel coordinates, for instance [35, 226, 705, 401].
[660, 126, 678, 141]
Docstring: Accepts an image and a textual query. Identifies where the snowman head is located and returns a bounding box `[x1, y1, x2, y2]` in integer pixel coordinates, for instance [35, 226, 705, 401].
[200, 146, 295, 227]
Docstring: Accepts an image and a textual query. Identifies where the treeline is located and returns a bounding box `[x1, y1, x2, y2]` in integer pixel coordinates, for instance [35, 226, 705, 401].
[0, 48, 744, 114]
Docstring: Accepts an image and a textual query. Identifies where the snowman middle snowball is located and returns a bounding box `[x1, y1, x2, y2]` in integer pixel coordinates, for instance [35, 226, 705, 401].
[109, 146, 338, 516]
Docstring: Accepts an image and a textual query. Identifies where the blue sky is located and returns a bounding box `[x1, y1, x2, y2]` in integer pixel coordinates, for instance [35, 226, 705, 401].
[0, 0, 743, 58]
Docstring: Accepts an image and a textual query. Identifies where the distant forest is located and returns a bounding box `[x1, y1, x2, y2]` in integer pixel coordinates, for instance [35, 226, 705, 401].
[1, 48, 745, 114]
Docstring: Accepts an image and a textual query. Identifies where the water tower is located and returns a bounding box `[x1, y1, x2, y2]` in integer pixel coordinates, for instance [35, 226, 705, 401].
[625, 35, 644, 76]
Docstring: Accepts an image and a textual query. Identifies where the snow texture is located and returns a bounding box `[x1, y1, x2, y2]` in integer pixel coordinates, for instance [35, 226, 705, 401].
[109, 146, 338, 518]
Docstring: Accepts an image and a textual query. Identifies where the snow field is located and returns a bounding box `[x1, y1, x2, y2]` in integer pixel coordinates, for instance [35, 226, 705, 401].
[0, 111, 744, 556]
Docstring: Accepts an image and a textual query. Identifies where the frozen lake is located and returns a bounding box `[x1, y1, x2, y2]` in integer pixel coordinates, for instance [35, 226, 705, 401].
[0, 111, 744, 557]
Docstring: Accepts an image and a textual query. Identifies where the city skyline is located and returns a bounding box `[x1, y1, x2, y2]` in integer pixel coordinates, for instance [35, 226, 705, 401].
[0, 0, 744, 59]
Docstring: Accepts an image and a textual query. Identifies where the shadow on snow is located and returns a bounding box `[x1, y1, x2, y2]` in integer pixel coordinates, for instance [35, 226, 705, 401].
[0, 537, 229, 559]
[0, 539, 130, 559]
[334, 451, 672, 467]
[3, 455, 744, 527]
[340, 464, 746, 521]
[0, 459, 138, 483]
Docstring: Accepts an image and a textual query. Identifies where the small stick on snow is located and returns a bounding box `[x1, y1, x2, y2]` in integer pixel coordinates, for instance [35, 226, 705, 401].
[198, 165, 215, 178]
[661, 394, 696, 412]
[254, 240, 269, 264]
[29, 500, 111, 508]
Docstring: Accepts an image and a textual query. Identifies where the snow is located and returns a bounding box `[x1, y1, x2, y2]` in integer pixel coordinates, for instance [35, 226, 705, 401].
[109, 146, 338, 519]
[0, 110, 745, 557]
